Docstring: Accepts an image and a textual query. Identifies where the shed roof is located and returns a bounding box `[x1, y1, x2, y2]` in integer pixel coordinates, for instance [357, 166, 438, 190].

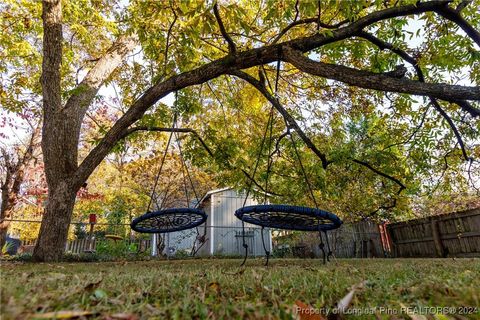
[196, 187, 233, 208]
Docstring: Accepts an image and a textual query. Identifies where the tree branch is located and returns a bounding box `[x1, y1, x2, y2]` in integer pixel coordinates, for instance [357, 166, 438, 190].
[163, 4, 178, 77]
[382, 106, 430, 151]
[121, 126, 213, 157]
[351, 158, 406, 193]
[271, 18, 349, 44]
[358, 31, 480, 118]
[229, 70, 331, 169]
[213, 2, 236, 53]
[435, 3, 480, 47]
[282, 46, 480, 101]
[358, 31, 473, 161]
[366, 198, 398, 218]
[64, 35, 137, 113]
[430, 100, 470, 161]
[240, 169, 284, 197]
[74, 0, 465, 188]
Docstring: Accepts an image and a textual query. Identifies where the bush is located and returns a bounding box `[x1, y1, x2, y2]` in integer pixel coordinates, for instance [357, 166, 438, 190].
[9, 253, 34, 262]
[271, 247, 291, 258]
[2, 241, 15, 255]
[174, 249, 191, 259]
[62, 252, 103, 262]
[95, 240, 138, 258]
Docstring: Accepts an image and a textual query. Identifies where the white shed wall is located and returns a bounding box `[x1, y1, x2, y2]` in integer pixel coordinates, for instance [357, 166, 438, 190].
[198, 189, 272, 257]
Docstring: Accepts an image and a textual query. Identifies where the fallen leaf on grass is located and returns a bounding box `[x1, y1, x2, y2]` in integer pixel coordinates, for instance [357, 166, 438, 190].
[30, 310, 94, 319]
[84, 279, 102, 292]
[104, 313, 139, 320]
[93, 289, 107, 299]
[47, 272, 67, 281]
[222, 269, 245, 275]
[21, 272, 34, 281]
[336, 280, 367, 314]
[293, 300, 326, 320]
[208, 281, 221, 295]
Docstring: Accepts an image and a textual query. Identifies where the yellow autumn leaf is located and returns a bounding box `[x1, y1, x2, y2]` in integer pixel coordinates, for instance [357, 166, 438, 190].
[30, 310, 94, 319]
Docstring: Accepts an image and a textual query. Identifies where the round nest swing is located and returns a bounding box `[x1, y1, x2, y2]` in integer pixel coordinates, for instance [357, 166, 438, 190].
[130, 110, 208, 240]
[235, 204, 342, 231]
[130, 208, 207, 234]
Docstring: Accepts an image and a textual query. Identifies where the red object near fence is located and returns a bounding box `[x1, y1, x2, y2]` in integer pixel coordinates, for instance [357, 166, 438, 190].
[378, 222, 392, 254]
[89, 214, 97, 224]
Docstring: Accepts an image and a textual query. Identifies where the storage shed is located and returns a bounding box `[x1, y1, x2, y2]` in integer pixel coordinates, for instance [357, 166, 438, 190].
[196, 188, 272, 257]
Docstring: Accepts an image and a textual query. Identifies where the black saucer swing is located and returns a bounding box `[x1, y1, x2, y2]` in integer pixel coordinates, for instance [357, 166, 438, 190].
[130, 110, 208, 255]
[131, 208, 207, 234]
[235, 62, 342, 266]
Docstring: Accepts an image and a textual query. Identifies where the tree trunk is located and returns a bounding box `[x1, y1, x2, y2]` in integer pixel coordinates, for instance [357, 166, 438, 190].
[34, 0, 73, 261]
[33, 0, 137, 261]
[0, 170, 12, 251]
[32, 181, 77, 261]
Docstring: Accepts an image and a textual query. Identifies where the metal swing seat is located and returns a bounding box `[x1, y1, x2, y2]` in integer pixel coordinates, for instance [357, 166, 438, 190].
[236, 204, 342, 266]
[235, 204, 342, 232]
[131, 208, 207, 234]
[129, 111, 208, 255]
[235, 61, 343, 266]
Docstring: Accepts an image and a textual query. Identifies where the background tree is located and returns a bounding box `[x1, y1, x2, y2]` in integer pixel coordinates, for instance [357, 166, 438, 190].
[0, 123, 40, 250]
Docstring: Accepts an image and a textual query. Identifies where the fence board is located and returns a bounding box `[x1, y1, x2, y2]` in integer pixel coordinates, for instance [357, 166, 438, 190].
[387, 208, 480, 258]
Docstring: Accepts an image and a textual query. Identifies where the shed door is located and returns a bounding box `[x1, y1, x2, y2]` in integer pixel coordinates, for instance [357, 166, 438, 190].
[235, 230, 254, 255]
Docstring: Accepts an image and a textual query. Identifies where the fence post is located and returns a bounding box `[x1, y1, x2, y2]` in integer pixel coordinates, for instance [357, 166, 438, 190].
[431, 218, 445, 257]
[385, 225, 397, 257]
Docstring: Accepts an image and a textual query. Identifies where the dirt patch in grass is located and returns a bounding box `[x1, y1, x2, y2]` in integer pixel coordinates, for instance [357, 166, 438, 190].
[1, 258, 479, 319]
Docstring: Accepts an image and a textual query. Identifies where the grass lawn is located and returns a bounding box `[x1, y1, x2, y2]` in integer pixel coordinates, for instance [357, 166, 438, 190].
[1, 258, 479, 319]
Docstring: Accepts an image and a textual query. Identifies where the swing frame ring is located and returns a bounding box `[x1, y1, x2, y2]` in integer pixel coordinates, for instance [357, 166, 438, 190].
[131, 208, 207, 234]
[235, 204, 342, 231]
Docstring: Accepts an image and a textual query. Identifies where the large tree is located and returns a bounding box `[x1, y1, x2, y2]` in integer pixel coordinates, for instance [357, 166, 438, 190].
[1, 0, 479, 261]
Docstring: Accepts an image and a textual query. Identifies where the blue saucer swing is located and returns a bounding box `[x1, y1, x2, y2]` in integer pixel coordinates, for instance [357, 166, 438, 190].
[130, 110, 208, 255]
[234, 62, 342, 266]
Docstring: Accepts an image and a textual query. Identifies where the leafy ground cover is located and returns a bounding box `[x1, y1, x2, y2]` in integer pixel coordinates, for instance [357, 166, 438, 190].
[1, 258, 479, 319]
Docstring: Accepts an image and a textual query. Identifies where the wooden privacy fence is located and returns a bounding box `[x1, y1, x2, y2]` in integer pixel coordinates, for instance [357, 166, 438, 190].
[328, 220, 387, 258]
[387, 208, 480, 258]
[295, 220, 388, 258]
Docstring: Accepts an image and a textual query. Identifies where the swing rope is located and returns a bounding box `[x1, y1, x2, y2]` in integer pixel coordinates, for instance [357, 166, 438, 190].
[240, 61, 281, 266]
[237, 60, 337, 265]
[240, 107, 275, 266]
[146, 113, 177, 213]
[172, 102, 206, 256]
[132, 92, 208, 247]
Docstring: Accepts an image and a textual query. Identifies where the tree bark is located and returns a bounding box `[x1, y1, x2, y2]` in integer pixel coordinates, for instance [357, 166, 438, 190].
[282, 46, 480, 102]
[33, 181, 77, 261]
[33, 0, 137, 261]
